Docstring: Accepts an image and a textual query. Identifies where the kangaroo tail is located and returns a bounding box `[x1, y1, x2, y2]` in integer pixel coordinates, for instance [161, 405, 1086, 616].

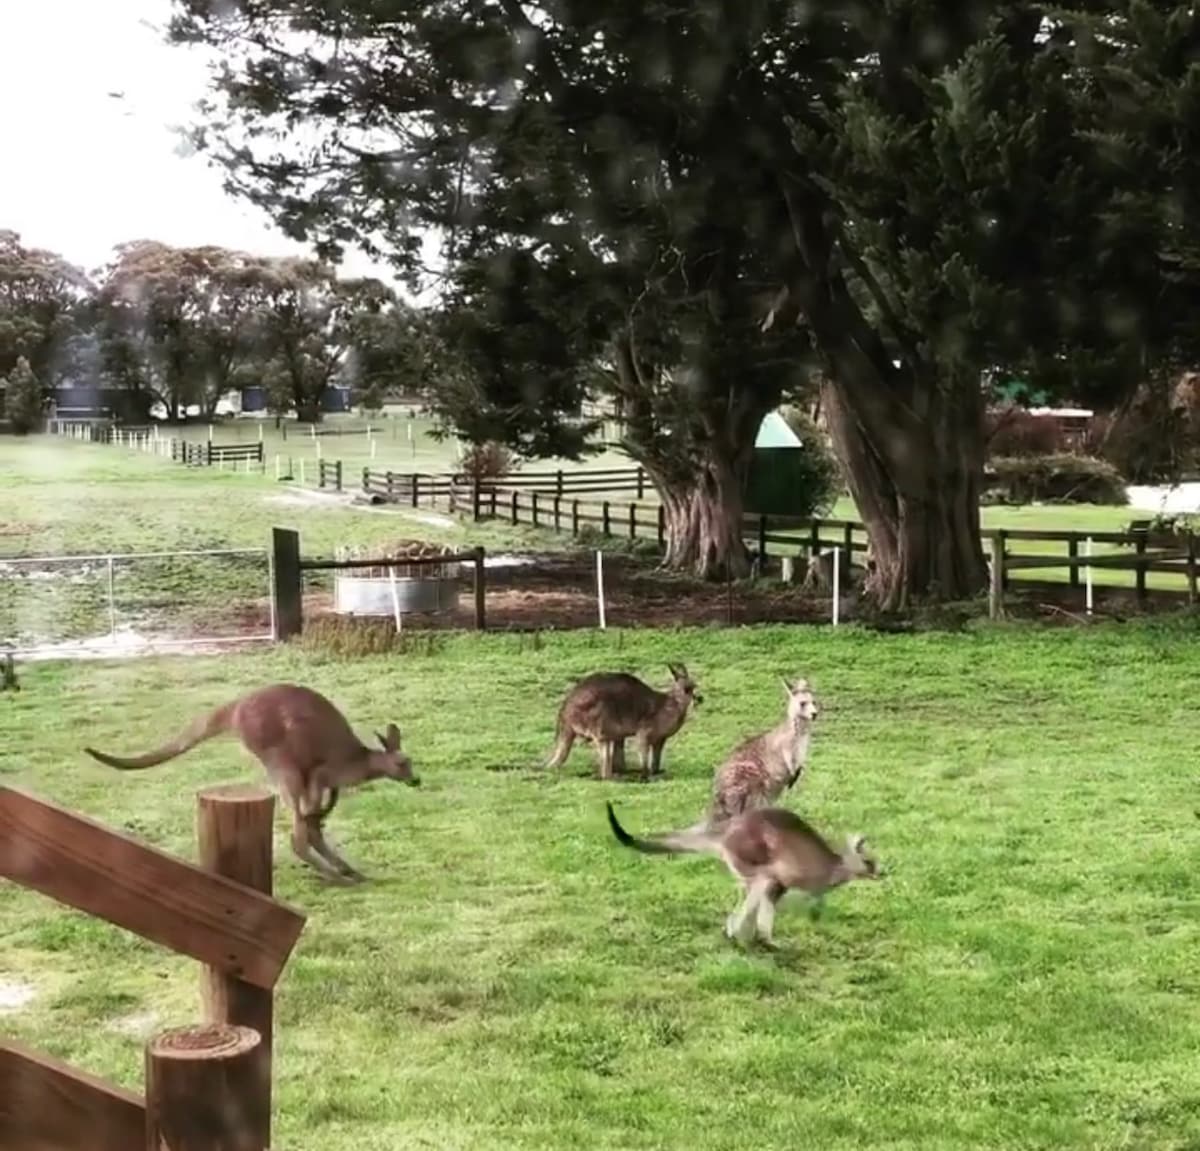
[84, 701, 235, 771]
[605, 802, 723, 857]
[542, 710, 574, 770]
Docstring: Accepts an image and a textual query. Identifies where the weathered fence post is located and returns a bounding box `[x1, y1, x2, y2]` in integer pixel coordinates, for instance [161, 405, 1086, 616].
[996, 529, 1009, 591]
[205, 441, 214, 467]
[145, 1023, 267, 1151]
[1188, 532, 1198, 605]
[553, 495, 562, 532]
[510, 490, 519, 525]
[758, 515, 768, 564]
[657, 505, 665, 549]
[629, 503, 637, 539]
[1135, 532, 1148, 604]
[196, 785, 275, 1149]
[636, 467, 645, 499]
[572, 499, 580, 536]
[472, 477, 482, 520]
[531, 491, 540, 528]
[271, 527, 302, 640]
[335, 460, 343, 492]
[989, 533, 1005, 620]
[556, 469, 564, 498]
[410, 473, 419, 508]
[473, 547, 487, 631]
[1068, 537, 1079, 588]
[602, 501, 611, 536]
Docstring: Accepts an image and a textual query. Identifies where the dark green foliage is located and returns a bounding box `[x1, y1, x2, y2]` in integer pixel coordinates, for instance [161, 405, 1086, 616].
[4, 356, 43, 434]
[984, 454, 1128, 506]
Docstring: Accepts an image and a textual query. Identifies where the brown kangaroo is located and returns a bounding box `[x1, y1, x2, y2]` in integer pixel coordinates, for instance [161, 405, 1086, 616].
[708, 677, 819, 824]
[544, 663, 702, 780]
[82, 682, 419, 885]
[606, 802, 880, 945]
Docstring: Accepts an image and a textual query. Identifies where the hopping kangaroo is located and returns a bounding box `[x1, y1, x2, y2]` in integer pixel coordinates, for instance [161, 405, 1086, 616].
[83, 682, 419, 885]
[709, 677, 819, 824]
[544, 664, 702, 780]
[606, 802, 880, 945]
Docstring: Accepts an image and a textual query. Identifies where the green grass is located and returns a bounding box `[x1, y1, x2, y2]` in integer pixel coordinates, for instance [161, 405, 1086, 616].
[3, 622, 1200, 1150]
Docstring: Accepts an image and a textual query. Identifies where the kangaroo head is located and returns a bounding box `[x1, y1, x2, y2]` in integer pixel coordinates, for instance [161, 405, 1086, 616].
[780, 676, 818, 723]
[374, 722, 420, 786]
[666, 662, 703, 706]
[840, 833, 881, 881]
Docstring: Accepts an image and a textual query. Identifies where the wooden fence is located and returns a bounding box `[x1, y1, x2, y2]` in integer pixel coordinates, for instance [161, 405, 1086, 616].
[377, 477, 1200, 605]
[52, 421, 266, 472]
[358, 465, 645, 503]
[0, 783, 306, 1150]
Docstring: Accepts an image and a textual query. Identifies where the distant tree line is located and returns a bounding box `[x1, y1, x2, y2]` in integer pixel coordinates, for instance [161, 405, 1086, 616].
[0, 230, 444, 430]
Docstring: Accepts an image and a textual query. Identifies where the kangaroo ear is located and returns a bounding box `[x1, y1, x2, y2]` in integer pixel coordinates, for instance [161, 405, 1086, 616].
[667, 662, 680, 678]
[382, 722, 402, 751]
[849, 834, 868, 856]
[781, 676, 793, 696]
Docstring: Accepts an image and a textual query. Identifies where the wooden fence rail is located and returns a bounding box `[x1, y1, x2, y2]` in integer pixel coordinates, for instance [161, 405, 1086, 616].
[0, 783, 306, 1151]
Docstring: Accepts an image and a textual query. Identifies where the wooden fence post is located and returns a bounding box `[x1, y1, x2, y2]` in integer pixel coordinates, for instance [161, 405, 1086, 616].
[472, 478, 481, 520]
[532, 491, 540, 528]
[636, 467, 645, 499]
[553, 495, 562, 532]
[411, 473, 419, 508]
[989, 533, 1005, 620]
[629, 503, 637, 539]
[335, 460, 343, 492]
[572, 499, 580, 535]
[1068, 537, 1079, 588]
[758, 515, 768, 563]
[205, 441, 213, 467]
[1188, 532, 1198, 605]
[510, 490, 519, 525]
[473, 547, 487, 631]
[997, 529, 1009, 590]
[809, 522, 820, 558]
[556, 469, 564, 498]
[843, 522, 854, 559]
[318, 461, 326, 489]
[657, 505, 665, 549]
[145, 1023, 267, 1151]
[490, 488, 497, 518]
[271, 527, 302, 640]
[602, 501, 611, 536]
[196, 786, 275, 1149]
[1135, 532, 1148, 604]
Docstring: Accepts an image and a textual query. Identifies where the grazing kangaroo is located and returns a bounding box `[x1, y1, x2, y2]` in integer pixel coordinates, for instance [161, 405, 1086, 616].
[709, 677, 819, 824]
[82, 682, 419, 885]
[606, 802, 880, 945]
[544, 664, 702, 780]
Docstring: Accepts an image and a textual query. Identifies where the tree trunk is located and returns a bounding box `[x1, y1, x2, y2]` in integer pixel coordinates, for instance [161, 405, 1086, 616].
[822, 377, 988, 610]
[656, 452, 752, 580]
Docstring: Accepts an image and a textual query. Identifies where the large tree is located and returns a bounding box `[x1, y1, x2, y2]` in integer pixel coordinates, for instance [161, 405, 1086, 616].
[0, 230, 91, 391]
[169, 1, 1182, 602]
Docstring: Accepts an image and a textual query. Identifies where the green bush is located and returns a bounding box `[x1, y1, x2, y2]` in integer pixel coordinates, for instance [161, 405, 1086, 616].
[4, 357, 42, 435]
[744, 417, 841, 518]
[983, 453, 1128, 506]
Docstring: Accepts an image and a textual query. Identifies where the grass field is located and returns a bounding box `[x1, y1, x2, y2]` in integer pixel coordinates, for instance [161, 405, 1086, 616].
[5, 435, 1200, 1148]
[3, 621, 1200, 1150]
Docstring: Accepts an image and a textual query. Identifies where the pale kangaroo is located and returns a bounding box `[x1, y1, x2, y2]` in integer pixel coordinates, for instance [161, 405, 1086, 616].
[82, 682, 419, 885]
[709, 677, 819, 824]
[606, 802, 880, 945]
[544, 664, 702, 780]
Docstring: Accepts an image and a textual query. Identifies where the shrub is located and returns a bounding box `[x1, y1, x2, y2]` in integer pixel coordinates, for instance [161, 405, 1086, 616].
[746, 410, 842, 518]
[458, 440, 519, 482]
[983, 454, 1128, 506]
[984, 404, 1064, 457]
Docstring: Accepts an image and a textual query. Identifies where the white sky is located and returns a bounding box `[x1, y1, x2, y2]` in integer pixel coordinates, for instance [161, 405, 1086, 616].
[0, 0, 407, 287]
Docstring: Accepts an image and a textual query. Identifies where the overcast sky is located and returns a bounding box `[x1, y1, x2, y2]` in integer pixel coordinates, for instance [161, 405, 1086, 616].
[0, 0, 403, 285]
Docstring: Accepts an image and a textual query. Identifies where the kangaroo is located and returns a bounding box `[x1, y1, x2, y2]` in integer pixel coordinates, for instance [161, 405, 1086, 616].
[82, 682, 419, 885]
[709, 677, 818, 824]
[543, 663, 702, 780]
[606, 802, 880, 945]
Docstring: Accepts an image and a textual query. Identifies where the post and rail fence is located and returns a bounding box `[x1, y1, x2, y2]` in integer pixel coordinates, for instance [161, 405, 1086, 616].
[0, 782, 306, 1151]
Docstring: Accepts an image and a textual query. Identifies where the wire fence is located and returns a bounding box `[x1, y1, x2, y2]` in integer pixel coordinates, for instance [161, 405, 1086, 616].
[0, 547, 275, 658]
